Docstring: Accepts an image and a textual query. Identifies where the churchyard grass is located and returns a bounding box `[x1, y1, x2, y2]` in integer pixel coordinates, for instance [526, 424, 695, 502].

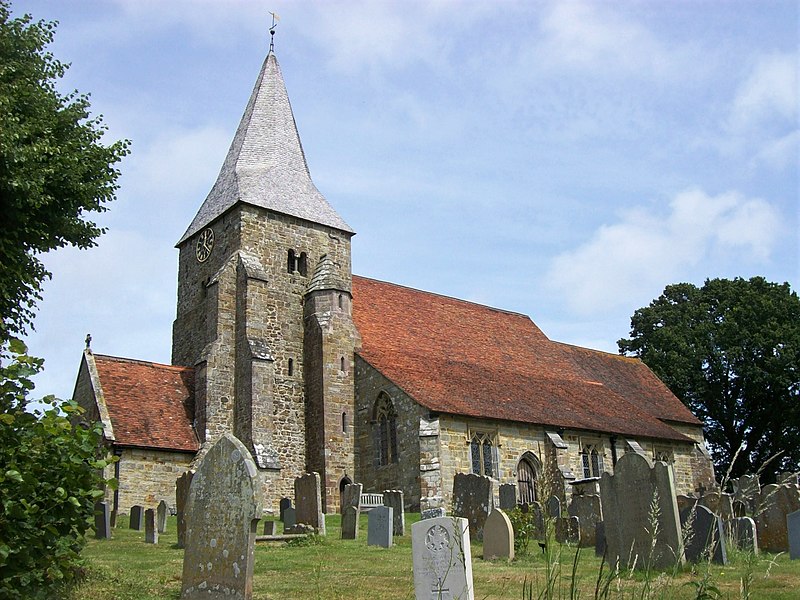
[67, 513, 800, 600]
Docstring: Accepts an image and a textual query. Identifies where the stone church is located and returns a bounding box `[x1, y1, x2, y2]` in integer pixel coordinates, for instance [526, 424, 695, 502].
[72, 48, 715, 517]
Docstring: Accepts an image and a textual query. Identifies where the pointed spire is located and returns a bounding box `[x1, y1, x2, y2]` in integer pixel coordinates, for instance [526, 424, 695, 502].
[178, 52, 353, 245]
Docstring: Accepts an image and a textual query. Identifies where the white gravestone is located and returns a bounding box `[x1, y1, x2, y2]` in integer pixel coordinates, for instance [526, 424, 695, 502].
[412, 516, 474, 600]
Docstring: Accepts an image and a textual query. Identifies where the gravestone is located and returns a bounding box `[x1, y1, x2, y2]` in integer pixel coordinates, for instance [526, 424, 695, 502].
[788, 510, 800, 560]
[483, 509, 514, 560]
[341, 505, 360, 540]
[556, 516, 581, 545]
[755, 483, 800, 552]
[699, 491, 734, 521]
[421, 507, 446, 520]
[452, 473, 493, 540]
[679, 504, 727, 564]
[180, 433, 261, 600]
[129, 505, 144, 531]
[731, 474, 760, 514]
[367, 506, 393, 548]
[110, 509, 117, 529]
[145, 508, 158, 544]
[341, 483, 363, 514]
[599, 452, 684, 569]
[262, 521, 277, 535]
[294, 472, 326, 535]
[279, 497, 292, 521]
[176, 470, 194, 549]
[94, 501, 111, 540]
[595, 521, 606, 557]
[157, 500, 168, 534]
[779, 472, 800, 486]
[546, 495, 561, 519]
[383, 490, 405, 536]
[568, 494, 602, 548]
[498, 483, 517, 510]
[283, 506, 296, 530]
[725, 517, 758, 554]
[412, 516, 474, 600]
[676, 495, 698, 515]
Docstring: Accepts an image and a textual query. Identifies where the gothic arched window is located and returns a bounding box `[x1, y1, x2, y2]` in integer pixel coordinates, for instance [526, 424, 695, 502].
[372, 393, 398, 467]
[517, 453, 540, 504]
[580, 443, 603, 479]
[469, 431, 498, 478]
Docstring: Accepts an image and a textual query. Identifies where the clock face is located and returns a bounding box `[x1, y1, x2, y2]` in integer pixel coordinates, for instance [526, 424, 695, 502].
[195, 228, 214, 263]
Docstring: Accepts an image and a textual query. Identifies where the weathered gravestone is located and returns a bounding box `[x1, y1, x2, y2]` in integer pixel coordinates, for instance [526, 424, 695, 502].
[145, 508, 158, 544]
[129, 505, 144, 531]
[568, 494, 602, 548]
[341, 505, 360, 540]
[452, 473, 493, 540]
[755, 483, 800, 553]
[383, 489, 405, 536]
[294, 472, 326, 535]
[779, 472, 800, 486]
[731, 474, 760, 514]
[699, 491, 734, 521]
[725, 517, 758, 554]
[94, 501, 111, 540]
[556, 515, 581, 545]
[499, 483, 517, 510]
[157, 500, 168, 534]
[595, 521, 606, 557]
[279, 497, 292, 521]
[421, 507, 446, 520]
[599, 452, 684, 569]
[412, 516, 474, 600]
[546, 495, 561, 519]
[676, 495, 698, 515]
[341, 483, 363, 514]
[788, 510, 800, 560]
[180, 434, 261, 600]
[368, 506, 393, 548]
[680, 504, 727, 564]
[283, 506, 296, 530]
[483, 508, 514, 560]
[262, 521, 277, 535]
[176, 470, 194, 549]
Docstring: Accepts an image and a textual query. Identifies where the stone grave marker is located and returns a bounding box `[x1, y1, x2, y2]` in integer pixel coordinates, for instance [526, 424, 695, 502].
[412, 516, 474, 600]
[283, 506, 296, 531]
[279, 497, 292, 521]
[546, 495, 561, 519]
[676, 495, 697, 515]
[452, 472, 493, 540]
[788, 509, 800, 560]
[755, 483, 800, 552]
[731, 474, 760, 514]
[421, 507, 446, 520]
[779, 472, 800, 486]
[383, 489, 405, 536]
[725, 517, 758, 554]
[595, 521, 606, 557]
[680, 504, 727, 564]
[341, 483, 363, 514]
[568, 494, 602, 548]
[599, 452, 684, 570]
[367, 506, 393, 548]
[176, 470, 194, 549]
[294, 472, 326, 535]
[499, 483, 517, 510]
[483, 509, 514, 560]
[145, 508, 158, 544]
[262, 521, 277, 535]
[341, 505, 360, 540]
[94, 501, 111, 540]
[129, 505, 144, 531]
[180, 433, 261, 600]
[556, 515, 581, 545]
[699, 491, 734, 521]
[157, 500, 168, 534]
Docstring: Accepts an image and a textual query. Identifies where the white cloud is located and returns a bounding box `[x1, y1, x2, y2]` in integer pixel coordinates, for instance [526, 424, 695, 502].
[547, 189, 783, 315]
[730, 52, 798, 131]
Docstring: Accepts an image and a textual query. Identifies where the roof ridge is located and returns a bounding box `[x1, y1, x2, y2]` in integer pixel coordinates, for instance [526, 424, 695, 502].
[91, 353, 192, 372]
[554, 340, 638, 362]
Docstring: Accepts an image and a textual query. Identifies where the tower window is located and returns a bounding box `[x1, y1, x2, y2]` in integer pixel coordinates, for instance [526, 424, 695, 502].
[287, 250, 308, 276]
[340, 356, 347, 373]
[288, 358, 294, 376]
[338, 294, 343, 309]
[342, 411, 348, 434]
[287, 249, 296, 274]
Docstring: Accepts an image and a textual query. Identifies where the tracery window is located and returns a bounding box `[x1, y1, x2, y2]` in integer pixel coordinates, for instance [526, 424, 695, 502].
[653, 447, 674, 464]
[372, 393, 398, 466]
[469, 431, 498, 478]
[580, 443, 603, 479]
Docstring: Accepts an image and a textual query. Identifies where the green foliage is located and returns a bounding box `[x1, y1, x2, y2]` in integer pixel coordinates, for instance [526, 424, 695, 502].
[0, 0, 130, 338]
[619, 277, 800, 480]
[508, 506, 538, 555]
[0, 338, 116, 599]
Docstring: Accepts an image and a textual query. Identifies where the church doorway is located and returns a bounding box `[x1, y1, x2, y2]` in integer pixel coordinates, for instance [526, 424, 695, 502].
[339, 476, 352, 513]
[517, 452, 540, 504]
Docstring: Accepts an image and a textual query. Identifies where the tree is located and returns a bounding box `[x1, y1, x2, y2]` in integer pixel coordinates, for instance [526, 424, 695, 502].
[0, 0, 129, 339]
[619, 277, 800, 482]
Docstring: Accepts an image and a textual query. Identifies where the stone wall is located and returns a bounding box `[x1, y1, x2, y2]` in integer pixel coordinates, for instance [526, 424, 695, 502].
[114, 447, 194, 515]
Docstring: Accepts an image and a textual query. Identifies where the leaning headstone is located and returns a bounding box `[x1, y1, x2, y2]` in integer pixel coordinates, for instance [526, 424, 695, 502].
[452, 472, 493, 540]
[94, 501, 111, 540]
[483, 509, 514, 560]
[680, 504, 727, 564]
[499, 484, 517, 510]
[129, 505, 144, 531]
[383, 490, 405, 536]
[283, 506, 296, 531]
[546, 495, 562, 519]
[755, 483, 800, 552]
[145, 508, 158, 544]
[412, 516, 474, 600]
[421, 507, 446, 520]
[341, 505, 360, 540]
[262, 521, 277, 536]
[294, 472, 326, 535]
[788, 509, 800, 560]
[180, 433, 262, 600]
[367, 506, 393, 548]
[157, 500, 168, 534]
[568, 494, 602, 548]
[599, 452, 684, 570]
[341, 483, 363, 514]
[725, 517, 758, 554]
[279, 497, 292, 521]
[176, 470, 194, 549]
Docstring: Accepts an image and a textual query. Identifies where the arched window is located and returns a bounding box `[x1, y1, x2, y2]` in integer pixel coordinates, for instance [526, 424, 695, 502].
[469, 431, 497, 478]
[342, 411, 348, 434]
[287, 249, 296, 274]
[580, 444, 604, 478]
[517, 453, 540, 504]
[288, 358, 294, 376]
[372, 393, 398, 466]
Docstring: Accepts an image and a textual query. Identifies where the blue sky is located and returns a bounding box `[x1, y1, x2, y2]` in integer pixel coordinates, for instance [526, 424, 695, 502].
[17, 0, 799, 401]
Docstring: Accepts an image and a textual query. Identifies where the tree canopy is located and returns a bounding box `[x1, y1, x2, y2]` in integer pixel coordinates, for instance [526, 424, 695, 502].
[619, 277, 800, 481]
[0, 0, 129, 339]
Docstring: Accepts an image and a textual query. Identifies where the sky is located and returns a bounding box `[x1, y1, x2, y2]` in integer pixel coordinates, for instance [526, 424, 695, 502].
[15, 0, 800, 402]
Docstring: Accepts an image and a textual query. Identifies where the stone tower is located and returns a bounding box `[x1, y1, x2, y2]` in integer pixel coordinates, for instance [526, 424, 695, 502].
[172, 50, 356, 512]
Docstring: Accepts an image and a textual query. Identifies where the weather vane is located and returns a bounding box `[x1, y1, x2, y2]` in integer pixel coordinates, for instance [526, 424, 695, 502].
[269, 11, 280, 53]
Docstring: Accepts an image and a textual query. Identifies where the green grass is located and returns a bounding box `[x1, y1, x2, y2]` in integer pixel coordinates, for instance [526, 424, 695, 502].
[66, 513, 800, 600]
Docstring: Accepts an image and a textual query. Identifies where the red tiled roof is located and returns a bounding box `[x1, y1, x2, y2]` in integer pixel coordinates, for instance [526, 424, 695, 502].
[93, 354, 199, 452]
[352, 276, 693, 443]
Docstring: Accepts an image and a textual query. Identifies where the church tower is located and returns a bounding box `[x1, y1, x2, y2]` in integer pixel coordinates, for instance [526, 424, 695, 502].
[172, 49, 356, 512]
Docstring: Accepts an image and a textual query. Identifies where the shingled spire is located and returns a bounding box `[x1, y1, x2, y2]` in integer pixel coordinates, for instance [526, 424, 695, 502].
[177, 51, 353, 245]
